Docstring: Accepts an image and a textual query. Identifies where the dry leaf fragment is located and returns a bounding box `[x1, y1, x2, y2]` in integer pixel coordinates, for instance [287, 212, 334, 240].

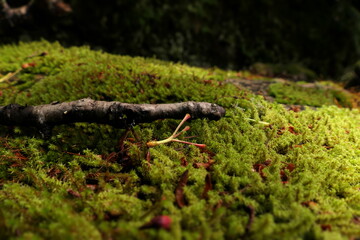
[202, 173, 213, 199]
[193, 160, 215, 169]
[175, 169, 189, 208]
[67, 189, 81, 198]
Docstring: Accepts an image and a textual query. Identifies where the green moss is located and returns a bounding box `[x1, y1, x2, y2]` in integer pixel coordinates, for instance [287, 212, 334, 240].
[268, 82, 353, 107]
[0, 41, 359, 239]
[0, 41, 239, 106]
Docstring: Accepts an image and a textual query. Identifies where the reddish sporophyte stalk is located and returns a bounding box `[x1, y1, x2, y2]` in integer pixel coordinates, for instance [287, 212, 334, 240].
[146, 114, 206, 148]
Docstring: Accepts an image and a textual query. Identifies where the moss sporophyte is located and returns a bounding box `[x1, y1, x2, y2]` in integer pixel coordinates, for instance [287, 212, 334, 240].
[146, 114, 206, 148]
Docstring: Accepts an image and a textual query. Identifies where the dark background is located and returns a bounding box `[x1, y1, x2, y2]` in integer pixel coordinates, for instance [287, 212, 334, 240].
[2, 0, 360, 81]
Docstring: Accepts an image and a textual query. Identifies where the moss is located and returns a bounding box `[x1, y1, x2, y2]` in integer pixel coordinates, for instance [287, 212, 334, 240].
[268, 82, 353, 107]
[0, 41, 359, 239]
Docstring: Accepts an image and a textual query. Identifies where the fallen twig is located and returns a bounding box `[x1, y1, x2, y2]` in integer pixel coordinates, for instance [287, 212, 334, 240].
[0, 98, 225, 130]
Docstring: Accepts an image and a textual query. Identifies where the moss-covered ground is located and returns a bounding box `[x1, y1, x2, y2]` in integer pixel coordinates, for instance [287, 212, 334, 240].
[0, 41, 359, 240]
[268, 82, 354, 108]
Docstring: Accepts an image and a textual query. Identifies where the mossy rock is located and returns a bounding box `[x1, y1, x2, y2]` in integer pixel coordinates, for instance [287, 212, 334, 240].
[340, 60, 360, 88]
[0, 41, 359, 239]
[250, 62, 317, 81]
[268, 82, 354, 108]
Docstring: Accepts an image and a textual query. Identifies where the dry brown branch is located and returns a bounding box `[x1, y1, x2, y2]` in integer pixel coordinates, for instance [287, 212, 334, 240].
[0, 98, 226, 130]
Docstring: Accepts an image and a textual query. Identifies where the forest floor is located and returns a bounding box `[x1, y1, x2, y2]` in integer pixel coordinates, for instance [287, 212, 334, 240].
[0, 41, 359, 240]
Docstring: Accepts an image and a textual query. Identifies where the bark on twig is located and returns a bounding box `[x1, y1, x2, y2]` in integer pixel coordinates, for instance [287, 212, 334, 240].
[0, 98, 226, 130]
